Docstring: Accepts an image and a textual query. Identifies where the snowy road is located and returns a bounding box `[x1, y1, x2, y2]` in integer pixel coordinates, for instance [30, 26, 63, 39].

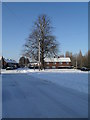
[2, 73, 88, 118]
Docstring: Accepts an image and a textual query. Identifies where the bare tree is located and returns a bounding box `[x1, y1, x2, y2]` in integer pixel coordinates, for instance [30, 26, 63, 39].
[23, 14, 59, 69]
[77, 50, 83, 68]
[82, 50, 90, 68]
[88, 50, 90, 68]
[65, 51, 69, 57]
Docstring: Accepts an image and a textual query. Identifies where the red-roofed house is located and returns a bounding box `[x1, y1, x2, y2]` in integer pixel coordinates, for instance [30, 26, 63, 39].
[44, 57, 72, 69]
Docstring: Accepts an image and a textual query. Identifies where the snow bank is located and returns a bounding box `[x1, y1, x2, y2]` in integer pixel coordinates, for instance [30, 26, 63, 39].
[1, 68, 89, 74]
[1, 68, 30, 74]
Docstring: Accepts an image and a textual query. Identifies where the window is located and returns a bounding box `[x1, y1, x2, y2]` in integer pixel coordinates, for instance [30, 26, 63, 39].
[47, 62, 49, 65]
[66, 62, 69, 64]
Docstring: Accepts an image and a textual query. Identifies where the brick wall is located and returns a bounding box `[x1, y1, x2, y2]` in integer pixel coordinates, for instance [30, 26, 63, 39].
[45, 62, 71, 68]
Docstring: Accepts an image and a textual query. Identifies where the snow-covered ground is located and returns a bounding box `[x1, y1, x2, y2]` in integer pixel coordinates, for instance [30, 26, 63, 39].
[1, 68, 88, 118]
[28, 72, 88, 94]
[1, 68, 88, 93]
[1, 68, 89, 74]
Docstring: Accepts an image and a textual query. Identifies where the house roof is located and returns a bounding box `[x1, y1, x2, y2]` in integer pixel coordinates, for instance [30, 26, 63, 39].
[44, 57, 71, 62]
[4, 58, 17, 64]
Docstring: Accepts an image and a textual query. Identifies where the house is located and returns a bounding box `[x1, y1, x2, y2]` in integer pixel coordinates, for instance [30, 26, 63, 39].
[1, 57, 18, 68]
[44, 57, 72, 69]
[28, 59, 39, 68]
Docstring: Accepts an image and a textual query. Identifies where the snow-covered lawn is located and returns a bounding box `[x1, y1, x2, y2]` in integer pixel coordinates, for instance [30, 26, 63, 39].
[1, 68, 89, 74]
[1, 69, 88, 118]
[2, 68, 88, 93]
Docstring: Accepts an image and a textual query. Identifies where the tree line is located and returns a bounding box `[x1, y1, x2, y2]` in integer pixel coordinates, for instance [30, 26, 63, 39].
[64, 50, 90, 69]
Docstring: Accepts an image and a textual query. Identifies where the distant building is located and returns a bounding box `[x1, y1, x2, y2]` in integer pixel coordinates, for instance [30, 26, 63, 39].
[19, 56, 30, 67]
[44, 57, 72, 69]
[1, 57, 18, 68]
[28, 59, 39, 68]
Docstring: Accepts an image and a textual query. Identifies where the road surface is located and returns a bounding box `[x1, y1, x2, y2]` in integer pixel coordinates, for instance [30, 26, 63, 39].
[2, 73, 88, 118]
